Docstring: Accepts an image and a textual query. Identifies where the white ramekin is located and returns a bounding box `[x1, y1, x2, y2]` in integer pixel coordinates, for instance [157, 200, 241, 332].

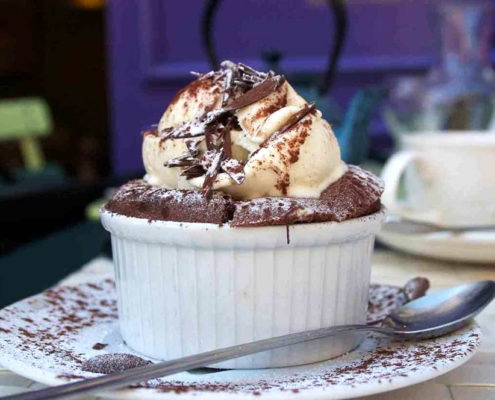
[101, 208, 385, 369]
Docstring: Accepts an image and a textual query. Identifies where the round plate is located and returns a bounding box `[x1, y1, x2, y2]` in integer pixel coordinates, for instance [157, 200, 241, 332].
[378, 224, 495, 263]
[0, 280, 481, 400]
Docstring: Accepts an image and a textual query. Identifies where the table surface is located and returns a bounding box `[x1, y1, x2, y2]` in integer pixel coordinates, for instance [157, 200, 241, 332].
[1, 249, 494, 400]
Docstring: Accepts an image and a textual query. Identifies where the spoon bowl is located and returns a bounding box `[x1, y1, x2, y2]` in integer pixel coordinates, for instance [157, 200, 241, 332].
[384, 280, 495, 338]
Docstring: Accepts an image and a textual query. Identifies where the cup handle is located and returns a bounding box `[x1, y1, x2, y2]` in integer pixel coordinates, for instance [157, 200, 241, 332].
[381, 151, 419, 217]
[381, 151, 441, 223]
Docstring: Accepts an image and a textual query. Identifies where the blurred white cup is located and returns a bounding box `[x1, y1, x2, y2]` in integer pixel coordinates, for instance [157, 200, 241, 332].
[381, 132, 495, 228]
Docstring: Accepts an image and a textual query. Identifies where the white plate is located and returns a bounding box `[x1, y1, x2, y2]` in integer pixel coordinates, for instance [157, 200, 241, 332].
[0, 280, 481, 400]
[378, 223, 495, 263]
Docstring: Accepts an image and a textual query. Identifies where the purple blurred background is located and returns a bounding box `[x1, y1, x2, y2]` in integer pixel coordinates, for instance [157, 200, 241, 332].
[107, 0, 435, 174]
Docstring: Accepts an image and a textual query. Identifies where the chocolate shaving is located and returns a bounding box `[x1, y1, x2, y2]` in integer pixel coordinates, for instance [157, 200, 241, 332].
[181, 165, 206, 179]
[266, 102, 316, 144]
[160, 70, 283, 141]
[190, 70, 217, 81]
[225, 76, 285, 111]
[160, 109, 227, 140]
[223, 126, 232, 159]
[202, 149, 224, 198]
[158, 62, 288, 195]
[164, 154, 198, 168]
[221, 157, 246, 184]
[232, 80, 251, 88]
[200, 150, 219, 169]
[238, 62, 274, 82]
[222, 68, 234, 106]
[237, 62, 259, 76]
[204, 124, 217, 151]
[185, 139, 201, 156]
[248, 102, 317, 160]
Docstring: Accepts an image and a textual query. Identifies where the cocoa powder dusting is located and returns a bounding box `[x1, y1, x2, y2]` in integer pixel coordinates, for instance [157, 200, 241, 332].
[286, 118, 312, 164]
[168, 77, 220, 110]
[82, 353, 152, 374]
[0, 280, 117, 376]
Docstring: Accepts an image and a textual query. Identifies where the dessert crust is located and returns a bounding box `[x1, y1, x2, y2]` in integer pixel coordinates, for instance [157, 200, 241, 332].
[104, 165, 383, 227]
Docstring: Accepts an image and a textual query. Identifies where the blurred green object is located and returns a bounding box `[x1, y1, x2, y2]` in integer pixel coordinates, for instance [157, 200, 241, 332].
[0, 97, 52, 139]
[0, 97, 53, 171]
[0, 97, 66, 186]
[86, 197, 107, 221]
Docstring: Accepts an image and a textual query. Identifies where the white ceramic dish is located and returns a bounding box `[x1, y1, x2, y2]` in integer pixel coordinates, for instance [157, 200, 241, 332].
[377, 222, 495, 263]
[101, 209, 385, 368]
[0, 279, 481, 400]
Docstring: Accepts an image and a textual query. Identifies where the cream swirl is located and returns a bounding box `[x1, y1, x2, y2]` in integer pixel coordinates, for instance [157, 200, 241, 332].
[142, 63, 347, 200]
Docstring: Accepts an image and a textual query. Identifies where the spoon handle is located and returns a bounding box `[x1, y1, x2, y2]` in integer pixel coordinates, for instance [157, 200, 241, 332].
[2, 324, 391, 400]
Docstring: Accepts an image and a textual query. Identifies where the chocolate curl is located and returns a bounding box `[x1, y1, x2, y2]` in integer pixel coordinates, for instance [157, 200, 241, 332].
[248, 102, 317, 161]
[202, 148, 224, 198]
[221, 157, 245, 184]
[160, 109, 227, 140]
[223, 125, 232, 159]
[204, 125, 216, 151]
[238, 62, 273, 83]
[160, 74, 284, 141]
[161, 63, 287, 194]
[185, 139, 201, 156]
[224, 76, 285, 111]
[181, 165, 205, 180]
[221, 60, 268, 87]
[200, 149, 221, 170]
[222, 68, 233, 106]
[190, 70, 217, 81]
[273, 102, 316, 136]
[237, 62, 259, 76]
[164, 154, 199, 168]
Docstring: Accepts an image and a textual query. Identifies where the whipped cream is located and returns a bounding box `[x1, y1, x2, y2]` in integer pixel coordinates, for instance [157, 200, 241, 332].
[143, 62, 347, 200]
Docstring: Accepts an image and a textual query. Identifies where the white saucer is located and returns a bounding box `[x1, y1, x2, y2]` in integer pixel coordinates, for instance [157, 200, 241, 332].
[378, 222, 495, 263]
[0, 280, 481, 400]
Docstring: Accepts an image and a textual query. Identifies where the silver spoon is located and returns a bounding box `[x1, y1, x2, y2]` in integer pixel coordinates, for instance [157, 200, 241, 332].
[384, 215, 495, 235]
[3, 280, 494, 400]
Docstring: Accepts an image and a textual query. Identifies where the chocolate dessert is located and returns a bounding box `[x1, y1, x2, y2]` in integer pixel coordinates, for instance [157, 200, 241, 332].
[100, 62, 386, 368]
[105, 61, 383, 225]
